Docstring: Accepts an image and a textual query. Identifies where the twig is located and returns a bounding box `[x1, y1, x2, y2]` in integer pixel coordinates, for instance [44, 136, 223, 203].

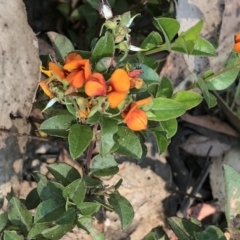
[0, 128, 49, 142]
[179, 146, 213, 217]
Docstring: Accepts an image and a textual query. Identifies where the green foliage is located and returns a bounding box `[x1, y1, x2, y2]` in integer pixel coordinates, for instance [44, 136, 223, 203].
[63, 179, 86, 205]
[108, 192, 134, 229]
[91, 32, 115, 63]
[89, 154, 119, 176]
[114, 126, 143, 159]
[153, 17, 180, 50]
[205, 52, 240, 90]
[99, 116, 118, 156]
[8, 197, 32, 235]
[0, 161, 136, 239]
[171, 91, 203, 110]
[150, 98, 186, 121]
[39, 114, 76, 138]
[68, 124, 93, 159]
[141, 31, 163, 50]
[47, 163, 81, 186]
[224, 164, 240, 228]
[47, 32, 75, 64]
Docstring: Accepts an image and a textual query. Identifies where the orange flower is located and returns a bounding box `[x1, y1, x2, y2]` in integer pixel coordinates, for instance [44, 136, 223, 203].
[48, 62, 65, 79]
[122, 97, 151, 131]
[85, 73, 107, 97]
[234, 32, 240, 52]
[39, 62, 66, 98]
[63, 53, 91, 88]
[107, 69, 131, 108]
[39, 79, 54, 98]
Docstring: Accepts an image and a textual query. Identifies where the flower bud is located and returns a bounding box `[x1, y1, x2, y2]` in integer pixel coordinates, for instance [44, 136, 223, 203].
[234, 32, 240, 52]
[105, 20, 117, 30]
[99, 0, 113, 20]
[123, 108, 148, 131]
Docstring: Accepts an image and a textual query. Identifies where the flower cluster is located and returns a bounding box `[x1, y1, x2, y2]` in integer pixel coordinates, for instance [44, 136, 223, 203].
[40, 53, 151, 131]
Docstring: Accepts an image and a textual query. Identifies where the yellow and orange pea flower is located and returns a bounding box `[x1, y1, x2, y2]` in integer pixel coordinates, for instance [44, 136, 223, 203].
[63, 53, 91, 88]
[85, 73, 107, 97]
[85, 68, 143, 109]
[39, 62, 66, 98]
[84, 69, 131, 108]
[234, 32, 240, 52]
[122, 97, 152, 131]
[107, 69, 131, 108]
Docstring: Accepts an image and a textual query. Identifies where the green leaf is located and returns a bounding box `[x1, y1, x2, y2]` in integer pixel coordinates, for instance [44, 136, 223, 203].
[4, 231, 24, 240]
[151, 131, 170, 153]
[142, 57, 159, 70]
[47, 163, 81, 186]
[71, 50, 92, 59]
[68, 124, 93, 159]
[37, 180, 64, 201]
[167, 217, 202, 240]
[172, 38, 216, 56]
[93, 197, 114, 211]
[194, 226, 226, 240]
[161, 118, 178, 138]
[91, 32, 114, 63]
[197, 78, 217, 108]
[100, 116, 118, 156]
[90, 154, 119, 176]
[139, 64, 159, 84]
[63, 179, 86, 205]
[109, 192, 134, 229]
[47, 32, 74, 63]
[157, 76, 173, 98]
[42, 223, 75, 240]
[115, 126, 143, 159]
[224, 164, 240, 228]
[172, 91, 203, 110]
[27, 222, 52, 239]
[153, 18, 180, 41]
[149, 98, 186, 121]
[8, 197, 32, 235]
[34, 199, 65, 223]
[171, 37, 195, 55]
[189, 216, 202, 227]
[32, 172, 47, 183]
[182, 20, 203, 41]
[65, 97, 77, 116]
[74, 4, 98, 28]
[96, 57, 115, 72]
[78, 216, 105, 240]
[56, 207, 76, 224]
[86, 0, 99, 9]
[206, 67, 239, 90]
[77, 202, 101, 216]
[0, 212, 8, 233]
[144, 227, 170, 240]
[144, 232, 156, 240]
[87, 111, 101, 124]
[25, 188, 41, 210]
[141, 31, 163, 50]
[39, 114, 76, 138]
[83, 175, 102, 188]
[191, 37, 216, 56]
